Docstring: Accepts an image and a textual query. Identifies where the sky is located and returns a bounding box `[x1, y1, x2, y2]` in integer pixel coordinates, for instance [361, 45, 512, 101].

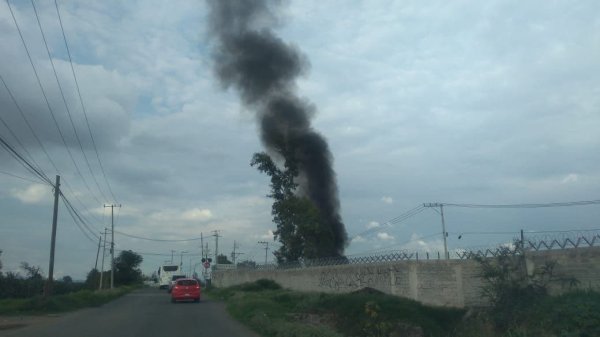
[1, 0, 599, 280]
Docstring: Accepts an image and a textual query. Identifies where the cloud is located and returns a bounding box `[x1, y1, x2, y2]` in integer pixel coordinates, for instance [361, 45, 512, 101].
[401, 233, 445, 253]
[351, 235, 366, 243]
[10, 184, 49, 204]
[376, 232, 394, 241]
[366, 221, 380, 229]
[258, 230, 275, 240]
[181, 208, 213, 222]
[561, 174, 578, 184]
[1, 0, 600, 280]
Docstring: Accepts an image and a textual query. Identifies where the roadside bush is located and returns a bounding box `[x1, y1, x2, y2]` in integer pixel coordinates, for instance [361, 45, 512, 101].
[238, 278, 282, 292]
[476, 246, 550, 329]
[211, 281, 464, 337]
[0, 287, 134, 315]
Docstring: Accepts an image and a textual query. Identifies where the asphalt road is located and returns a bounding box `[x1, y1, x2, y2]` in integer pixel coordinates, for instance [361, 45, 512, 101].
[0, 288, 259, 337]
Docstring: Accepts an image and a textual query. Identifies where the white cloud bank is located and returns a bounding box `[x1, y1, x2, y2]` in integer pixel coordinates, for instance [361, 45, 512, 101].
[10, 184, 49, 204]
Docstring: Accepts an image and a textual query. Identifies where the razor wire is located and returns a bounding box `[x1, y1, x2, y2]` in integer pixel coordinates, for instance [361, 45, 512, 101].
[223, 230, 600, 271]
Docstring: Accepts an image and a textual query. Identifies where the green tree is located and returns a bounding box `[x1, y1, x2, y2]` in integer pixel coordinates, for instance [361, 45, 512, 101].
[237, 260, 257, 268]
[217, 254, 232, 264]
[85, 269, 100, 289]
[251, 152, 337, 263]
[114, 250, 143, 286]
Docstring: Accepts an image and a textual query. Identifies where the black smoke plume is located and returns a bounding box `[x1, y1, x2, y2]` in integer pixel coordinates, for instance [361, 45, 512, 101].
[207, 0, 348, 256]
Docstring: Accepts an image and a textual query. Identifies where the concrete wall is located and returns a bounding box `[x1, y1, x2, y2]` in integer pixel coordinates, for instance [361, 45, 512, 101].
[213, 246, 600, 308]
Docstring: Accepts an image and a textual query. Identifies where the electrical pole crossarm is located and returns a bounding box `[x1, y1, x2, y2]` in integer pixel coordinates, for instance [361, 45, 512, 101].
[423, 202, 449, 259]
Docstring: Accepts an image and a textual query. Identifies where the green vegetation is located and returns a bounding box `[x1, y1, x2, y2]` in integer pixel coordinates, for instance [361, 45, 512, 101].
[84, 250, 145, 288]
[208, 279, 600, 337]
[207, 279, 463, 337]
[0, 286, 135, 315]
[456, 247, 598, 336]
[251, 152, 339, 262]
[0, 249, 140, 315]
[456, 290, 600, 337]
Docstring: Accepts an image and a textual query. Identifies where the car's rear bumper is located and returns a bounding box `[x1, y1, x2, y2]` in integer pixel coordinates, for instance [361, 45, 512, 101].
[171, 292, 201, 301]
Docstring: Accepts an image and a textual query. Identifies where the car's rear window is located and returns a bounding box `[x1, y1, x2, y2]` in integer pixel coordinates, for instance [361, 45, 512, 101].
[162, 266, 178, 272]
[171, 275, 186, 281]
[177, 280, 198, 286]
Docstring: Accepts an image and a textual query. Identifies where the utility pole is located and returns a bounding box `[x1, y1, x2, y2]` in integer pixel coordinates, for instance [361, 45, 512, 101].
[231, 241, 244, 265]
[212, 230, 221, 263]
[104, 204, 121, 289]
[200, 232, 204, 259]
[204, 244, 211, 260]
[44, 175, 60, 297]
[99, 228, 107, 290]
[423, 203, 448, 259]
[258, 241, 269, 265]
[171, 250, 175, 263]
[180, 251, 188, 268]
[94, 233, 102, 271]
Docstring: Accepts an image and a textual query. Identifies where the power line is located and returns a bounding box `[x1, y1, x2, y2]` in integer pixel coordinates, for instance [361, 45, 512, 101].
[60, 191, 100, 242]
[0, 72, 62, 180]
[6, 0, 104, 205]
[354, 232, 443, 255]
[0, 81, 103, 226]
[54, 0, 118, 203]
[113, 229, 205, 242]
[0, 169, 42, 183]
[1, 16, 104, 225]
[351, 205, 426, 239]
[61, 192, 99, 244]
[30, 0, 109, 203]
[0, 133, 52, 185]
[0, 133, 49, 185]
[0, 108, 46, 180]
[114, 248, 204, 257]
[442, 200, 600, 208]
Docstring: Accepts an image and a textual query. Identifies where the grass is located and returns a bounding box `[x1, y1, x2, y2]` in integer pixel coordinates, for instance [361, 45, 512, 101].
[0, 286, 136, 315]
[206, 280, 464, 337]
[455, 289, 600, 337]
[208, 280, 600, 337]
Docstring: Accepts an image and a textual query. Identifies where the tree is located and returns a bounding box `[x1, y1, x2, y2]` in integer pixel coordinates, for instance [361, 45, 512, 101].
[20, 262, 44, 297]
[237, 260, 257, 269]
[85, 269, 100, 289]
[251, 152, 337, 263]
[217, 254, 232, 264]
[20, 262, 43, 280]
[114, 250, 143, 286]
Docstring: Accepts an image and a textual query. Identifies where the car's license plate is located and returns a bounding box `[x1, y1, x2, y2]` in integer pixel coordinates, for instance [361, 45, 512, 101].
[185, 293, 190, 296]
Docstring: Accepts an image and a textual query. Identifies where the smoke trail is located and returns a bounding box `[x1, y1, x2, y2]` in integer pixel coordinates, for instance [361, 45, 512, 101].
[207, 0, 348, 256]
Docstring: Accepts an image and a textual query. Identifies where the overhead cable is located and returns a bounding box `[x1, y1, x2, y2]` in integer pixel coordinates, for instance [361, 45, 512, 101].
[54, 0, 118, 203]
[31, 0, 109, 203]
[6, 0, 104, 205]
[351, 205, 426, 239]
[113, 230, 205, 242]
[442, 200, 600, 208]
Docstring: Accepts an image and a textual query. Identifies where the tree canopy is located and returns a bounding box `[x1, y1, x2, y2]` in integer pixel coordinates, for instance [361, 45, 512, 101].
[251, 152, 337, 263]
[114, 250, 143, 286]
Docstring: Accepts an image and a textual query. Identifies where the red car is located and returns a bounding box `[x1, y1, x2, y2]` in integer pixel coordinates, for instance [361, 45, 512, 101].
[170, 278, 201, 303]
